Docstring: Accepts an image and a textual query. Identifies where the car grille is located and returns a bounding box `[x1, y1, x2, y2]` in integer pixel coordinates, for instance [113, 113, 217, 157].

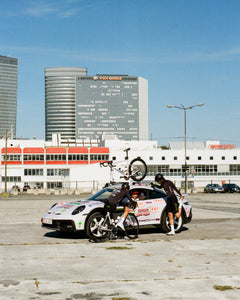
[42, 220, 76, 232]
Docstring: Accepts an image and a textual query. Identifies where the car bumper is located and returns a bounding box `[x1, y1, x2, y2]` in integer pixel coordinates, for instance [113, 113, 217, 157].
[42, 219, 77, 232]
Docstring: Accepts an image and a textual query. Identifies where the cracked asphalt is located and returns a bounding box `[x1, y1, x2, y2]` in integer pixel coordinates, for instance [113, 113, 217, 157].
[0, 193, 239, 299]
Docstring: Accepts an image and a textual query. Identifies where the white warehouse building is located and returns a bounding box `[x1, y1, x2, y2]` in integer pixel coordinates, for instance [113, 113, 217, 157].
[0, 135, 240, 193]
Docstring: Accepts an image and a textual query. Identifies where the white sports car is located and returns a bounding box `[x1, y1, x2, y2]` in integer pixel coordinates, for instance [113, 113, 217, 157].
[41, 184, 192, 237]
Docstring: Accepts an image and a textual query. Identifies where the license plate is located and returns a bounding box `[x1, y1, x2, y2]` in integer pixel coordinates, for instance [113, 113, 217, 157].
[43, 218, 52, 225]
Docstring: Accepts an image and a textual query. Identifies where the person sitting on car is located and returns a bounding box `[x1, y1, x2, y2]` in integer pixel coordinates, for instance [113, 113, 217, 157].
[107, 182, 137, 231]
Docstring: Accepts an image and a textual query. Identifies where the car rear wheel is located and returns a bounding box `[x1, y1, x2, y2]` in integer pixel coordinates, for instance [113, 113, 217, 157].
[161, 210, 183, 234]
[86, 212, 111, 242]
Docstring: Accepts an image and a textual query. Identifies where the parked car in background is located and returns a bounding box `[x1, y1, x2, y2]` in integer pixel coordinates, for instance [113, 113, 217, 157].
[23, 185, 31, 192]
[204, 184, 224, 193]
[12, 185, 20, 192]
[222, 183, 240, 193]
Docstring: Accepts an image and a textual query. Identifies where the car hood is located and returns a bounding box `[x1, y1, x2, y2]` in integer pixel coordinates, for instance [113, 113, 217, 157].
[48, 199, 104, 215]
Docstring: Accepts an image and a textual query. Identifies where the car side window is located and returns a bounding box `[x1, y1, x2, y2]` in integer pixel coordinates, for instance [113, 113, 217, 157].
[148, 190, 166, 199]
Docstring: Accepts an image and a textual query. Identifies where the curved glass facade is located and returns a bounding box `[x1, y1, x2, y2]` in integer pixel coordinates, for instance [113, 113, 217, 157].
[45, 67, 87, 141]
[0, 55, 18, 138]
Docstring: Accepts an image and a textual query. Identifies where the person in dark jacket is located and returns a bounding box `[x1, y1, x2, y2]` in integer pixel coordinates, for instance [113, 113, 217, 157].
[153, 173, 184, 235]
[107, 182, 136, 230]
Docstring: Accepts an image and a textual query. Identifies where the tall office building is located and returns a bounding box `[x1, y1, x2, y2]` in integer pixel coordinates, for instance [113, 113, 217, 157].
[76, 74, 148, 141]
[45, 67, 87, 141]
[0, 55, 18, 138]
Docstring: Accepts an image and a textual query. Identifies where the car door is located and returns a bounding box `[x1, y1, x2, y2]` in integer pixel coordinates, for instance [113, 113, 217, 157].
[135, 188, 167, 226]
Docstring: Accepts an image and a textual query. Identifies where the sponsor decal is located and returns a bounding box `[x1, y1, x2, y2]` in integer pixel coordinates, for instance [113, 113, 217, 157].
[154, 199, 164, 203]
[63, 205, 74, 209]
[151, 207, 160, 212]
[137, 202, 145, 207]
[78, 221, 82, 228]
[136, 208, 150, 217]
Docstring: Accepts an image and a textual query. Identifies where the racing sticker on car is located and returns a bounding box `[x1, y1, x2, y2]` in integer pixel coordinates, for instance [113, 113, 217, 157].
[136, 208, 150, 217]
[62, 204, 74, 209]
[137, 202, 145, 207]
[151, 207, 160, 212]
[154, 199, 164, 203]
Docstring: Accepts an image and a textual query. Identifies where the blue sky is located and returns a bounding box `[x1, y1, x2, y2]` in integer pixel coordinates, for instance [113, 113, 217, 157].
[1, 0, 240, 146]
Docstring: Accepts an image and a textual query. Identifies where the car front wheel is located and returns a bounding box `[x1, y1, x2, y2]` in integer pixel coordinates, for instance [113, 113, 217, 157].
[161, 210, 183, 233]
[86, 212, 111, 242]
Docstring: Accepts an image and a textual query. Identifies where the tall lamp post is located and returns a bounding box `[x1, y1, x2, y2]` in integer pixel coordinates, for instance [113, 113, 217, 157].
[167, 103, 204, 193]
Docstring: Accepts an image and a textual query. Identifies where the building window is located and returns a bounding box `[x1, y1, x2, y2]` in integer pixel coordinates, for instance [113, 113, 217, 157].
[174, 156, 177, 160]
[46, 155, 66, 161]
[24, 169, 43, 176]
[68, 154, 88, 161]
[162, 156, 165, 160]
[2, 154, 21, 161]
[2, 176, 21, 182]
[210, 156, 213, 160]
[149, 156, 153, 160]
[222, 156, 225, 160]
[198, 156, 202, 160]
[23, 154, 44, 161]
[90, 154, 109, 161]
[233, 156, 237, 160]
[47, 169, 69, 176]
[186, 156, 189, 160]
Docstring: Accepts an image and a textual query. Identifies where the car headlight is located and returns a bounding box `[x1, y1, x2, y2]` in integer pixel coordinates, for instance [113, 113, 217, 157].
[72, 205, 86, 215]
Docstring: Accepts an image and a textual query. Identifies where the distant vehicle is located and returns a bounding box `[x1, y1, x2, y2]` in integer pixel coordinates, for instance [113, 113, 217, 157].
[23, 185, 31, 192]
[12, 185, 20, 192]
[204, 184, 224, 193]
[222, 183, 240, 193]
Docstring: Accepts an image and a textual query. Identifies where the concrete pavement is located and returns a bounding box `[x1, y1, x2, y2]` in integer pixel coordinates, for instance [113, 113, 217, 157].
[0, 193, 239, 299]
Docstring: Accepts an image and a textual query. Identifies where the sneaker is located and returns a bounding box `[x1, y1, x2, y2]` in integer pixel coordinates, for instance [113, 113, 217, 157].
[167, 231, 175, 235]
[116, 222, 125, 231]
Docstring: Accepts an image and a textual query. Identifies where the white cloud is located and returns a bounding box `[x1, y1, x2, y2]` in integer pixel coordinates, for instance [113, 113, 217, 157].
[1, 44, 240, 64]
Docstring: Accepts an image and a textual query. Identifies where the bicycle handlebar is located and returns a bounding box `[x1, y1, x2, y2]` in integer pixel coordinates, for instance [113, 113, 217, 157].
[100, 161, 116, 167]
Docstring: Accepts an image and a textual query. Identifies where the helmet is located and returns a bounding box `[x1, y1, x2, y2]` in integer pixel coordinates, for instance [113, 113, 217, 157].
[121, 182, 130, 190]
[155, 173, 164, 182]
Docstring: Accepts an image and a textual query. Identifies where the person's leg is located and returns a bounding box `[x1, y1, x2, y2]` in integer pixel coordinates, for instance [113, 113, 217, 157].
[167, 212, 175, 235]
[122, 206, 130, 219]
[175, 198, 183, 218]
[117, 206, 130, 230]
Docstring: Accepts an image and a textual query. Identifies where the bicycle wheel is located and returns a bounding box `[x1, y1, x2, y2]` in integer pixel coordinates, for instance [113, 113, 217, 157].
[86, 212, 111, 242]
[128, 157, 147, 182]
[124, 213, 139, 239]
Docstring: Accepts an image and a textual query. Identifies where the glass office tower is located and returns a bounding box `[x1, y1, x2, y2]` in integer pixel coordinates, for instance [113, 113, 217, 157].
[0, 55, 18, 138]
[76, 74, 148, 141]
[45, 67, 87, 141]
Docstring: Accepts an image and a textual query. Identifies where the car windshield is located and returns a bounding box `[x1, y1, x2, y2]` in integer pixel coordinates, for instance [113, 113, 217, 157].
[88, 188, 114, 202]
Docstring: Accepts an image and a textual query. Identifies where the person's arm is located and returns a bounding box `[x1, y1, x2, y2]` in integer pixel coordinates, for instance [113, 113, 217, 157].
[170, 181, 183, 199]
[150, 182, 162, 189]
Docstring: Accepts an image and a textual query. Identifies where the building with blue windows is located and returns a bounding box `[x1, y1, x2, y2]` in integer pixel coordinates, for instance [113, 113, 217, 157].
[0, 55, 18, 138]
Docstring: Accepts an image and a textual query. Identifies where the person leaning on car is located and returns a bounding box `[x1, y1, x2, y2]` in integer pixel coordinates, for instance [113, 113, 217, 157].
[151, 173, 184, 235]
[107, 182, 137, 230]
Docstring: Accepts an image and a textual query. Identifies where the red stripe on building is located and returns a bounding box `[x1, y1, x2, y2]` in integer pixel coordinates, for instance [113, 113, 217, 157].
[23, 161, 44, 165]
[46, 147, 67, 154]
[68, 147, 88, 153]
[23, 147, 44, 153]
[46, 161, 67, 165]
[90, 147, 109, 153]
[1, 147, 22, 153]
[1, 161, 21, 165]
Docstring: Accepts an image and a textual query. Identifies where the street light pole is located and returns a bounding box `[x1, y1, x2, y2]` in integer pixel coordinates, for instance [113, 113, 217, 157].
[167, 103, 204, 193]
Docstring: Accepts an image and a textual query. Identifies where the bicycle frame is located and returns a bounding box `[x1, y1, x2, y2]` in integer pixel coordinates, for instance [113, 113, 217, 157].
[100, 148, 143, 183]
